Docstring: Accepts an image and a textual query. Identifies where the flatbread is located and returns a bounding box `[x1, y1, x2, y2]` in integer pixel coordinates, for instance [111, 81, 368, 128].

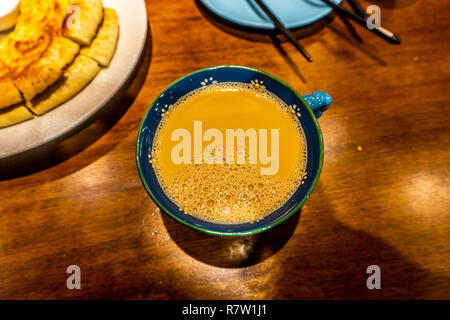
[0, 59, 23, 110]
[13, 37, 80, 101]
[63, 0, 104, 46]
[0, 0, 120, 129]
[2, 0, 70, 76]
[27, 55, 101, 115]
[0, 104, 33, 128]
[80, 8, 119, 67]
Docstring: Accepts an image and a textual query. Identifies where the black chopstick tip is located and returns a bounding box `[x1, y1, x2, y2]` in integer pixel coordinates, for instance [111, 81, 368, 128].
[392, 34, 401, 44]
[300, 49, 313, 62]
[321, 0, 401, 45]
[300, 51, 313, 62]
[378, 26, 401, 44]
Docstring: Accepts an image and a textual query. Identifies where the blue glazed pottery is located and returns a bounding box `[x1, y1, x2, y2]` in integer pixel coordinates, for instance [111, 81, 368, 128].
[136, 65, 331, 236]
[199, 0, 342, 30]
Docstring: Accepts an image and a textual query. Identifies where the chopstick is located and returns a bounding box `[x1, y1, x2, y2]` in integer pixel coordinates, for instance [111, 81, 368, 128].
[320, 0, 401, 44]
[254, 0, 313, 62]
[347, 0, 367, 18]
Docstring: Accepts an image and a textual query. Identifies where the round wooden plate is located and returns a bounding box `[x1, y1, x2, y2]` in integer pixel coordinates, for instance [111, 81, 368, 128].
[0, 0, 148, 160]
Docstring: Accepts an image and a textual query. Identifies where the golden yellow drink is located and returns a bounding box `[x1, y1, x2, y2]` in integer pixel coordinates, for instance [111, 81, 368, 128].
[151, 82, 307, 224]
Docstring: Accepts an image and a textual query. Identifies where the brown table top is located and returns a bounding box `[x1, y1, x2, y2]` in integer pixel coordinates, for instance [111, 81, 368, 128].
[0, 0, 449, 299]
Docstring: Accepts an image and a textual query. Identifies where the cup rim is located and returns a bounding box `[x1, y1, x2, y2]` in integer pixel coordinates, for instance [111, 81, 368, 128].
[136, 65, 324, 236]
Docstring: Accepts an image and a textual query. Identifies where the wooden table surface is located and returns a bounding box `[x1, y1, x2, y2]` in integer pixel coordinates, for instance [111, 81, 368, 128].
[0, 0, 449, 299]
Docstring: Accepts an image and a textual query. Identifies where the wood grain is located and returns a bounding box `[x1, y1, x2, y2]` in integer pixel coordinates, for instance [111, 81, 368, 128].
[0, 0, 449, 299]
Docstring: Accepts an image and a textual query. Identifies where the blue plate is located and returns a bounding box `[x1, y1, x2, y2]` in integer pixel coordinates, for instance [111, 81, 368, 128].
[199, 0, 342, 30]
[136, 66, 332, 237]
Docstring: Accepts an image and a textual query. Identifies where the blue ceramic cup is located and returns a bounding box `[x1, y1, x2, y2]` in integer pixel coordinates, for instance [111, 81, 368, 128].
[136, 65, 331, 236]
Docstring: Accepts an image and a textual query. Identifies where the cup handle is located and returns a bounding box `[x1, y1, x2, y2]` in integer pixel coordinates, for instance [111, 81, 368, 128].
[302, 91, 332, 118]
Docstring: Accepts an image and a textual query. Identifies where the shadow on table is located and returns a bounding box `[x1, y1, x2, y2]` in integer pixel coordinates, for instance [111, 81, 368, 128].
[153, 203, 450, 299]
[0, 24, 153, 181]
[270, 184, 450, 299]
[162, 209, 301, 268]
[156, 186, 450, 299]
[195, 0, 389, 77]
[326, 23, 388, 66]
[195, 0, 336, 83]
